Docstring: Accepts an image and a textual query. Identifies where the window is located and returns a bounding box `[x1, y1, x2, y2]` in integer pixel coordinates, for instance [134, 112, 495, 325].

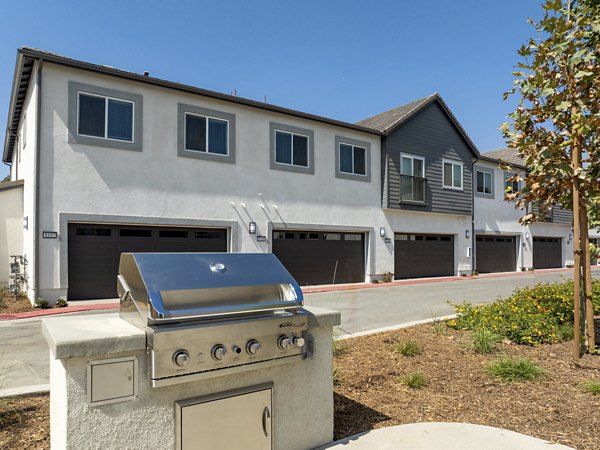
[443, 160, 463, 189]
[400, 154, 424, 177]
[184, 113, 229, 155]
[476, 169, 493, 195]
[178, 104, 236, 164]
[504, 173, 520, 197]
[339, 143, 366, 175]
[270, 123, 314, 174]
[334, 136, 371, 182]
[78, 93, 134, 142]
[275, 130, 308, 167]
[68, 81, 142, 151]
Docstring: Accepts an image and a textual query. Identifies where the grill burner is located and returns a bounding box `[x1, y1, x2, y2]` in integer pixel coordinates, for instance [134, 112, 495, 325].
[117, 253, 308, 387]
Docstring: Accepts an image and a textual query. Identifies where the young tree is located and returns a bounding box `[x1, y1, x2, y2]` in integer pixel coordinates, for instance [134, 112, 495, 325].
[501, 0, 599, 357]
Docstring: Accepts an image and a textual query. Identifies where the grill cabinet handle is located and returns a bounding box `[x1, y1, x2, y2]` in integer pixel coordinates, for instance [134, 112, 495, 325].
[262, 406, 271, 437]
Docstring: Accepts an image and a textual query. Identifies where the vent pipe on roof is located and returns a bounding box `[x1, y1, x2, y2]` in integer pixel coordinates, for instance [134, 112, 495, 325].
[143, 71, 150, 77]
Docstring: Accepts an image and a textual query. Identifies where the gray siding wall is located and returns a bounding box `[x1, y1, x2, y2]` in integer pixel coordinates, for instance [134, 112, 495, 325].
[530, 203, 573, 225]
[384, 102, 474, 215]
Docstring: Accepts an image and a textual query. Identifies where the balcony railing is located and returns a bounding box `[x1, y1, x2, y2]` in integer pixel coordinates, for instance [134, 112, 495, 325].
[531, 202, 554, 222]
[399, 174, 428, 204]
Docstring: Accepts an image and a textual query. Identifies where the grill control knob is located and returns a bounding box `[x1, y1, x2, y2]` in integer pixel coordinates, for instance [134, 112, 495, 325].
[246, 339, 261, 355]
[211, 344, 227, 361]
[173, 350, 190, 367]
[278, 336, 292, 350]
[293, 336, 305, 347]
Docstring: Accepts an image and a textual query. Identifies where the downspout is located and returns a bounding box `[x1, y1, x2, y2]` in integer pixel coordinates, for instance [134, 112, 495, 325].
[33, 59, 43, 300]
[471, 156, 477, 275]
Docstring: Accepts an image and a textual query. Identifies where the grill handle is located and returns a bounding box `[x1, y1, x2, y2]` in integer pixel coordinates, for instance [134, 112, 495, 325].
[262, 406, 271, 437]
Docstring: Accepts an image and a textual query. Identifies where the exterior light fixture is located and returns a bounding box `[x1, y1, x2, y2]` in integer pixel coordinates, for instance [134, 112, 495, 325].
[248, 222, 257, 234]
[465, 230, 470, 239]
[380, 227, 386, 238]
[569, 233, 573, 240]
[23, 216, 28, 229]
[525, 232, 529, 240]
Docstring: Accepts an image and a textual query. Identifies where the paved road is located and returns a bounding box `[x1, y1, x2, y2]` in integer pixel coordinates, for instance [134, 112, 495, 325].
[0, 268, 598, 394]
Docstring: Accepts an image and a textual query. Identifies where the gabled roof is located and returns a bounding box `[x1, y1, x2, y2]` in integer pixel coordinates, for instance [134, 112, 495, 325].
[3, 47, 380, 164]
[357, 93, 480, 157]
[479, 147, 527, 170]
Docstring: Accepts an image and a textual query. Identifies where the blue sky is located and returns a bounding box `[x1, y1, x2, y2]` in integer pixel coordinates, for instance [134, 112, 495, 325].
[0, 0, 543, 179]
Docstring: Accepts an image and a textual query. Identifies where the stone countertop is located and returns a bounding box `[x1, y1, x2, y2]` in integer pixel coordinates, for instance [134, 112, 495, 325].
[42, 306, 340, 360]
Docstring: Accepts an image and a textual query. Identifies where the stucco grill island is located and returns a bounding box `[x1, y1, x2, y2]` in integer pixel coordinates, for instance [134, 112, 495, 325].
[42, 252, 340, 449]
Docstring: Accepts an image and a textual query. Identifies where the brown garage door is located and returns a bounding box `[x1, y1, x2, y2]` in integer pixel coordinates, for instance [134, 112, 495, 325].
[394, 234, 454, 279]
[533, 237, 562, 269]
[68, 224, 227, 299]
[272, 231, 365, 286]
[476, 236, 516, 273]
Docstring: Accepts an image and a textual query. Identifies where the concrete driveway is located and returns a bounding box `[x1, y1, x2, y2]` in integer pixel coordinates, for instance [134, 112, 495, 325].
[0, 268, 598, 395]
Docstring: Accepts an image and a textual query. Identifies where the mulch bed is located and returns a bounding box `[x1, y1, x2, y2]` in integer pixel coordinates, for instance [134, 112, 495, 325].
[2, 324, 599, 449]
[334, 323, 600, 450]
[0, 291, 34, 314]
[0, 394, 49, 449]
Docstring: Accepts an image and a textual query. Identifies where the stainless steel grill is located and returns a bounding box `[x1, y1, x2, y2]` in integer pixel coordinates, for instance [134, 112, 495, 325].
[117, 252, 308, 387]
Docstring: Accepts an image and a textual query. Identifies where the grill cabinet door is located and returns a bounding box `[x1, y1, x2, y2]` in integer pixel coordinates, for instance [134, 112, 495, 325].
[177, 388, 272, 450]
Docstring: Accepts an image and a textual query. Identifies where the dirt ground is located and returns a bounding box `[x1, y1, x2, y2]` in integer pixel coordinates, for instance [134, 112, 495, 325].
[0, 291, 34, 313]
[2, 324, 599, 449]
[0, 394, 49, 449]
[334, 323, 600, 450]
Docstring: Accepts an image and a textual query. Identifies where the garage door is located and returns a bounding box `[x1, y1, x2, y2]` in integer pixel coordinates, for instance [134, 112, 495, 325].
[533, 237, 562, 269]
[476, 236, 516, 273]
[68, 224, 227, 300]
[394, 234, 454, 279]
[272, 231, 365, 286]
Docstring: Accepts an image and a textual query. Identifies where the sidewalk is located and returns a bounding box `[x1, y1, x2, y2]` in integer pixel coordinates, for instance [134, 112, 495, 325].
[316, 422, 573, 450]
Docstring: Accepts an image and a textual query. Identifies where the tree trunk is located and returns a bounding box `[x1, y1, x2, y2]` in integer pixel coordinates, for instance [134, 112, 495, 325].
[572, 136, 583, 359]
[580, 201, 595, 351]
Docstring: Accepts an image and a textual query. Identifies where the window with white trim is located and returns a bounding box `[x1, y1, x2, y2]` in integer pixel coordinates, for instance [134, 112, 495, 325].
[275, 130, 309, 167]
[184, 112, 229, 155]
[443, 160, 463, 189]
[77, 92, 134, 142]
[339, 143, 366, 175]
[400, 154, 424, 177]
[476, 169, 492, 195]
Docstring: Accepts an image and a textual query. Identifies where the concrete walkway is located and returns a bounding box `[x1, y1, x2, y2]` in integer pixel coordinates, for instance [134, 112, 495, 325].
[316, 422, 573, 449]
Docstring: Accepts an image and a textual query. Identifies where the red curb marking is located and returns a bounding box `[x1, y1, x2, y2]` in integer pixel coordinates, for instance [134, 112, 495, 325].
[0, 303, 119, 320]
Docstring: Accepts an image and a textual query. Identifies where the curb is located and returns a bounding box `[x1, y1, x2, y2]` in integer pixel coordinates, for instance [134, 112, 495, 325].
[0, 384, 50, 398]
[0, 303, 119, 320]
[335, 315, 458, 340]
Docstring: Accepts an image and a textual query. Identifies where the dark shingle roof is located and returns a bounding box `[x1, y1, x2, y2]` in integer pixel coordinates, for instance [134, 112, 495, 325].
[479, 147, 527, 170]
[357, 94, 437, 132]
[357, 93, 480, 157]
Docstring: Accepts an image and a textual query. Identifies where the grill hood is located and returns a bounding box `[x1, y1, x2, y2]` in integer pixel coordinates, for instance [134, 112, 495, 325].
[118, 253, 304, 327]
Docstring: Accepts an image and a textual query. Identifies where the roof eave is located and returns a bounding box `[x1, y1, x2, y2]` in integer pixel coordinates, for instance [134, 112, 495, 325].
[2, 51, 26, 164]
[478, 154, 527, 171]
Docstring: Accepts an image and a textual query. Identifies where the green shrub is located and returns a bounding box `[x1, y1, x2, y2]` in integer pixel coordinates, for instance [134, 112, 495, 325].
[556, 323, 574, 341]
[486, 356, 546, 382]
[581, 379, 600, 396]
[383, 272, 394, 283]
[55, 299, 68, 308]
[470, 328, 501, 354]
[392, 340, 422, 357]
[448, 279, 600, 345]
[34, 298, 49, 309]
[401, 372, 427, 389]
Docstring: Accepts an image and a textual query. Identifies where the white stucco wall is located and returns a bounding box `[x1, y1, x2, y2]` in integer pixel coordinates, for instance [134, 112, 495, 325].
[474, 159, 573, 269]
[0, 182, 24, 287]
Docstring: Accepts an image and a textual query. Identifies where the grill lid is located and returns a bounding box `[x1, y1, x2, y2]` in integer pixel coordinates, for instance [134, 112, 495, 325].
[118, 252, 303, 326]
